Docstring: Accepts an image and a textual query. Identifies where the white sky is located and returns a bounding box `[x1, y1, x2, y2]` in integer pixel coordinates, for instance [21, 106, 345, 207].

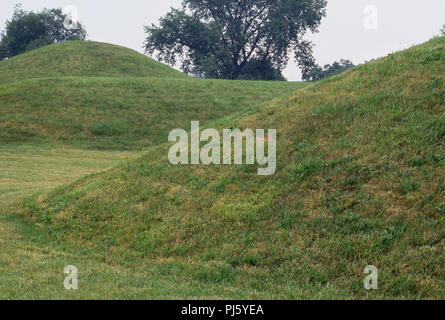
[1, 0, 444, 80]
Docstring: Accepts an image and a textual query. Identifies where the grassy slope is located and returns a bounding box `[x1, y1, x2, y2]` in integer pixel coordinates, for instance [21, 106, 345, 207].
[0, 41, 188, 83]
[2, 37, 444, 299]
[0, 41, 305, 204]
[0, 144, 136, 206]
[0, 77, 305, 150]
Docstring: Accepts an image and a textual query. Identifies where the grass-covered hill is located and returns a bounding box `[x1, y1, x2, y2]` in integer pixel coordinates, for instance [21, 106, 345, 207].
[0, 41, 304, 205]
[0, 41, 188, 83]
[2, 37, 443, 299]
[0, 41, 304, 150]
[0, 77, 305, 150]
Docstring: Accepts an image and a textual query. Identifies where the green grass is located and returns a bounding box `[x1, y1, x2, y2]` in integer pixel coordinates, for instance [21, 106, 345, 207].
[0, 40, 304, 212]
[0, 144, 137, 206]
[0, 77, 305, 150]
[1, 37, 444, 299]
[0, 41, 188, 83]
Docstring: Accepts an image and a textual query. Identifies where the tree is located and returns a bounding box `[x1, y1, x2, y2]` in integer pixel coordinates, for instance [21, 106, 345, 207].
[0, 41, 6, 60]
[303, 59, 355, 82]
[441, 24, 445, 36]
[144, 0, 327, 80]
[237, 58, 286, 81]
[0, 5, 87, 60]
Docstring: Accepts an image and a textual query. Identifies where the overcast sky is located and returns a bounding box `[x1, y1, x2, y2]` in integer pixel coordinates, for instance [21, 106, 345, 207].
[1, 0, 444, 80]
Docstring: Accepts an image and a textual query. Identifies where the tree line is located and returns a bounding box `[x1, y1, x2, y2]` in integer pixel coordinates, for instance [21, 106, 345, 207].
[0, 5, 86, 60]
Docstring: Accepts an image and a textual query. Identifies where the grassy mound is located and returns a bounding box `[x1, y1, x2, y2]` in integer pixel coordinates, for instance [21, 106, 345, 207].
[0, 41, 188, 83]
[0, 40, 305, 207]
[0, 77, 303, 150]
[0, 40, 304, 150]
[3, 37, 444, 299]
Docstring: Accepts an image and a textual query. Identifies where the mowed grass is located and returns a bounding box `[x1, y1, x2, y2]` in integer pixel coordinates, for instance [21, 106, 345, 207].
[0, 77, 306, 150]
[2, 37, 444, 299]
[0, 144, 137, 206]
[0, 41, 188, 84]
[0, 215, 281, 299]
[0, 41, 308, 298]
[0, 40, 305, 209]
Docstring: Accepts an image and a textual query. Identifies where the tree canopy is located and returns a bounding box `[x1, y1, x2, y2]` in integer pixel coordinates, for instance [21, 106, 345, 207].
[144, 0, 327, 80]
[303, 59, 355, 82]
[0, 5, 87, 60]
